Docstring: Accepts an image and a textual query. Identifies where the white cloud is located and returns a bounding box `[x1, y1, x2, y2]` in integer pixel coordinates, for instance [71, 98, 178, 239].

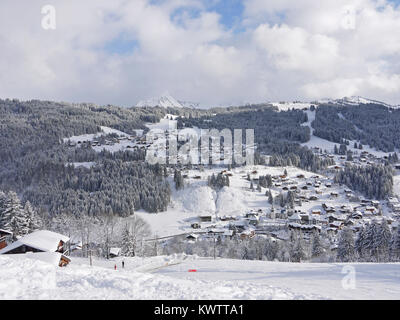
[253, 24, 339, 76]
[0, 0, 399, 106]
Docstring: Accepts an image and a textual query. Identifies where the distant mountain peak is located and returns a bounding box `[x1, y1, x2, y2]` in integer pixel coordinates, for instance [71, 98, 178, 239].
[320, 96, 397, 108]
[136, 93, 199, 109]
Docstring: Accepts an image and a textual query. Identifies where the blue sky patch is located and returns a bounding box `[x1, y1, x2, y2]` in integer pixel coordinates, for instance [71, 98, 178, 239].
[103, 33, 139, 55]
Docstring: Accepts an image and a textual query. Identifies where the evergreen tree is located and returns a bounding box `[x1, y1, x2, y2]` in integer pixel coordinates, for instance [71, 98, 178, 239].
[266, 174, 273, 188]
[279, 193, 285, 208]
[339, 144, 347, 155]
[346, 151, 353, 161]
[0, 191, 29, 237]
[370, 221, 381, 261]
[355, 226, 366, 260]
[267, 189, 273, 205]
[121, 225, 135, 257]
[391, 226, 400, 261]
[174, 169, 184, 190]
[377, 219, 392, 262]
[311, 231, 324, 259]
[0, 191, 7, 228]
[24, 201, 42, 234]
[337, 228, 355, 262]
[363, 222, 377, 260]
[291, 232, 307, 262]
[287, 191, 295, 209]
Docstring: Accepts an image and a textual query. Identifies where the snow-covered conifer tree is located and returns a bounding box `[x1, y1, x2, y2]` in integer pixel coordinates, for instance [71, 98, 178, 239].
[355, 226, 366, 261]
[337, 228, 355, 262]
[311, 231, 325, 259]
[121, 225, 135, 257]
[0, 191, 29, 237]
[391, 226, 400, 261]
[291, 232, 307, 262]
[377, 219, 392, 262]
[24, 201, 42, 234]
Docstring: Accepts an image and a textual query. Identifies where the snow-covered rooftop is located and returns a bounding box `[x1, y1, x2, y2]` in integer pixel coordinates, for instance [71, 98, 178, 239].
[0, 230, 69, 254]
[110, 248, 121, 256]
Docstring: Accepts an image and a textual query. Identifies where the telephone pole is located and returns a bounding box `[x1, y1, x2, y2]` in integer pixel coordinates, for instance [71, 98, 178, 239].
[213, 233, 216, 260]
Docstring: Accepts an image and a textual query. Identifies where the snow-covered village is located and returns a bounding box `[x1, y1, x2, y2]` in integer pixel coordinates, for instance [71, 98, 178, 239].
[1, 0, 400, 304]
[1, 105, 400, 300]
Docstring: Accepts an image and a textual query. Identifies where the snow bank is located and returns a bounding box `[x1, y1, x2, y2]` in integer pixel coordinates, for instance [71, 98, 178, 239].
[4, 254, 398, 300]
[0, 255, 57, 299]
[0, 255, 323, 299]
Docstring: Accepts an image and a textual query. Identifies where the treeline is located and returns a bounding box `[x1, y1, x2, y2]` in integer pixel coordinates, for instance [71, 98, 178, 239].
[22, 159, 171, 217]
[179, 105, 336, 172]
[338, 221, 399, 262]
[161, 221, 400, 263]
[334, 164, 393, 199]
[313, 103, 400, 152]
[49, 212, 154, 259]
[207, 173, 230, 190]
[268, 144, 335, 172]
[179, 106, 310, 145]
[163, 229, 332, 262]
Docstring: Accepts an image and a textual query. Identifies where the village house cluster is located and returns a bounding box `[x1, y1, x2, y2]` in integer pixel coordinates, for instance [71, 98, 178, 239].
[183, 159, 399, 246]
[67, 132, 151, 152]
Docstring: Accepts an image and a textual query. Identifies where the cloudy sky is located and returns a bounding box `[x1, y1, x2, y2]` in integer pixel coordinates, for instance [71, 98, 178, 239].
[1, 0, 400, 107]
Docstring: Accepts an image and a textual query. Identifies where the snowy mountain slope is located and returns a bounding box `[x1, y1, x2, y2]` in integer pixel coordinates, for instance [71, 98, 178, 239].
[136, 93, 199, 109]
[0, 255, 323, 300]
[318, 96, 399, 108]
[136, 94, 398, 110]
[1, 254, 399, 299]
[268, 96, 399, 110]
[300, 110, 390, 156]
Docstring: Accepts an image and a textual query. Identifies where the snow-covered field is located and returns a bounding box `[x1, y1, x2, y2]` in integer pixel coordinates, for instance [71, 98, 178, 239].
[63, 126, 132, 143]
[271, 101, 311, 111]
[1, 254, 399, 300]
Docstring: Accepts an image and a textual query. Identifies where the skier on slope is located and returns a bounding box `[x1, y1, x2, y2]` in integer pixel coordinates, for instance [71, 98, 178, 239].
[122, 260, 125, 269]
